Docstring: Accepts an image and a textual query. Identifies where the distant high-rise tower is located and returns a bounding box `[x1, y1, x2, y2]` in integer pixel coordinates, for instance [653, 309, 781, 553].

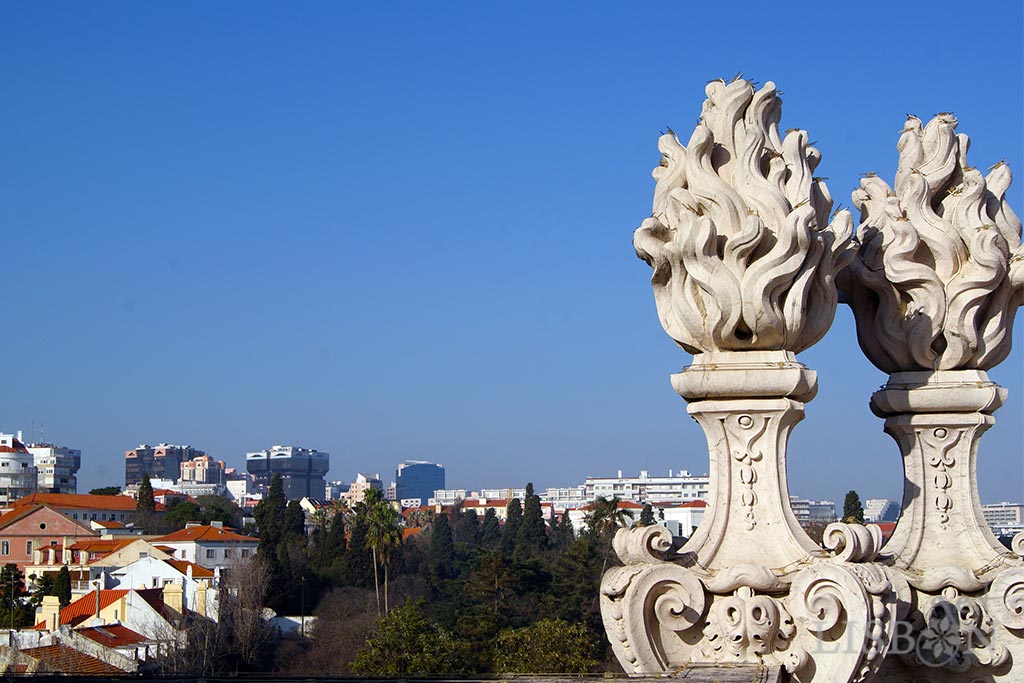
[124, 444, 206, 487]
[395, 461, 444, 506]
[246, 445, 330, 500]
[27, 441, 81, 494]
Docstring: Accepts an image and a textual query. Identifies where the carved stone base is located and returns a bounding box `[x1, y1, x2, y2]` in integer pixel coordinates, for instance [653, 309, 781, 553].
[601, 526, 898, 683]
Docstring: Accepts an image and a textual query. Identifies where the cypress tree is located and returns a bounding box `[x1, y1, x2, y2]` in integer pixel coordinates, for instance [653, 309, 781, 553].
[54, 566, 71, 607]
[136, 474, 155, 513]
[428, 514, 455, 580]
[517, 483, 547, 556]
[843, 491, 865, 523]
[501, 499, 523, 555]
[479, 508, 500, 549]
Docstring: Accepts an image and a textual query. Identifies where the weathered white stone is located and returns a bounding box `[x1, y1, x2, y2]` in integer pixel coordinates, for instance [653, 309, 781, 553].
[841, 115, 1024, 682]
[606, 79, 899, 683]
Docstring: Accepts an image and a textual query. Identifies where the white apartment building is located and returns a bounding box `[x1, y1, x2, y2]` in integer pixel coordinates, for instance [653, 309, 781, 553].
[540, 485, 588, 513]
[790, 496, 837, 523]
[27, 442, 81, 494]
[584, 469, 709, 504]
[863, 498, 900, 523]
[0, 433, 38, 505]
[345, 473, 384, 506]
[983, 502, 1024, 534]
[430, 489, 468, 506]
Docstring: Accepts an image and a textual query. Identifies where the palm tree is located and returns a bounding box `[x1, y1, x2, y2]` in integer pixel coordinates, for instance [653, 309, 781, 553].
[365, 500, 402, 616]
[585, 496, 635, 574]
[584, 496, 635, 537]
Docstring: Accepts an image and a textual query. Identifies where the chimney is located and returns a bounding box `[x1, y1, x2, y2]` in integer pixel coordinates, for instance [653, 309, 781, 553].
[39, 595, 60, 632]
[94, 588, 101, 619]
[196, 582, 207, 617]
[163, 583, 183, 615]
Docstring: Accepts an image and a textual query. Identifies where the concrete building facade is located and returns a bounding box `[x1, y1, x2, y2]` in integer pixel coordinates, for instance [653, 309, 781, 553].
[27, 442, 81, 494]
[124, 444, 206, 487]
[245, 445, 329, 500]
[0, 433, 38, 506]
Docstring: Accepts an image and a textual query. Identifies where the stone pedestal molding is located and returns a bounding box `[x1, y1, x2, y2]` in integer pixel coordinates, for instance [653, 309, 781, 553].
[608, 77, 1022, 683]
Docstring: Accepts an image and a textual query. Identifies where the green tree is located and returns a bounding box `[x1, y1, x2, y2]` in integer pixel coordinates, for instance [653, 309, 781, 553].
[501, 498, 523, 554]
[638, 503, 656, 527]
[284, 500, 306, 539]
[254, 475, 287, 547]
[136, 474, 155, 513]
[584, 496, 634, 539]
[365, 500, 402, 615]
[89, 486, 120, 495]
[479, 508, 500, 549]
[196, 494, 242, 528]
[0, 564, 34, 628]
[494, 618, 598, 673]
[516, 483, 547, 556]
[553, 510, 575, 549]
[843, 490, 865, 523]
[55, 566, 71, 607]
[351, 599, 471, 675]
[428, 514, 455, 580]
[165, 501, 202, 530]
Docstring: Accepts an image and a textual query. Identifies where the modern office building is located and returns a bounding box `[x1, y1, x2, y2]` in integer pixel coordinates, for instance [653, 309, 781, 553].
[0, 433, 38, 506]
[246, 445, 330, 500]
[395, 461, 444, 508]
[124, 444, 207, 486]
[27, 441, 81, 494]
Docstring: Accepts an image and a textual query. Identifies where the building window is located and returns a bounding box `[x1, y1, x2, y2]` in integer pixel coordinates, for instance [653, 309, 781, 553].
[241, 549, 250, 558]
[25, 541, 32, 555]
[206, 549, 215, 559]
[1, 542, 8, 556]
[225, 548, 234, 558]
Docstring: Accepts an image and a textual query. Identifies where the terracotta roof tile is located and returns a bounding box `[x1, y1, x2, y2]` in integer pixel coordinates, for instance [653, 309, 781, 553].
[165, 559, 215, 578]
[20, 643, 124, 674]
[154, 525, 257, 543]
[14, 493, 140, 511]
[76, 623, 149, 648]
[35, 589, 130, 629]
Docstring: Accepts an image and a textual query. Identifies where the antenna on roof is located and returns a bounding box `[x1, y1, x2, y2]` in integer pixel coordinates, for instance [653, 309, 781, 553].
[39, 420, 44, 445]
[30, 420, 35, 445]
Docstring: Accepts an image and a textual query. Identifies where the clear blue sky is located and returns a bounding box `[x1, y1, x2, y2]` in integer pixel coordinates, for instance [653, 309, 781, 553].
[2, 2, 1021, 506]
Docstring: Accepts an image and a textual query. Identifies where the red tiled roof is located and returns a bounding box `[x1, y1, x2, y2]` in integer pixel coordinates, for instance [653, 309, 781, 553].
[402, 527, 423, 540]
[76, 623, 149, 648]
[20, 643, 123, 675]
[165, 559, 215, 578]
[679, 500, 708, 508]
[69, 539, 136, 556]
[154, 525, 257, 543]
[36, 589, 130, 629]
[14, 493, 140, 511]
[93, 520, 126, 529]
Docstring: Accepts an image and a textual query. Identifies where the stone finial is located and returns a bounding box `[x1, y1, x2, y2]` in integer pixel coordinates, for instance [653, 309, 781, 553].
[843, 114, 1024, 372]
[634, 79, 855, 354]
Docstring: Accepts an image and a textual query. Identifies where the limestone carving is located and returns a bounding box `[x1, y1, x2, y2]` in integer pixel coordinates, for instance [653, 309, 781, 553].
[607, 78, 899, 683]
[842, 114, 1023, 373]
[634, 78, 855, 354]
[839, 115, 1023, 682]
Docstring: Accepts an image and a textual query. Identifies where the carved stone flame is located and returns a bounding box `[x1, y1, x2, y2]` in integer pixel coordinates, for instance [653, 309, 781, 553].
[843, 114, 1024, 372]
[633, 78, 855, 354]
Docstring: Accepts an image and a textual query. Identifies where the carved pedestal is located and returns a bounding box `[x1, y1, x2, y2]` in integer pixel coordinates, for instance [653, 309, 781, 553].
[601, 352, 899, 683]
[869, 372, 1024, 682]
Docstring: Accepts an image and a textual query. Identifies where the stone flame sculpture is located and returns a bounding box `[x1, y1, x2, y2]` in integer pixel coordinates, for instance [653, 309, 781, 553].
[841, 113, 1024, 682]
[603, 79, 899, 683]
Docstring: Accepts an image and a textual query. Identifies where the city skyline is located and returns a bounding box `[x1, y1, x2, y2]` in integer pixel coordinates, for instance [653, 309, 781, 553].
[2, 3, 1021, 509]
